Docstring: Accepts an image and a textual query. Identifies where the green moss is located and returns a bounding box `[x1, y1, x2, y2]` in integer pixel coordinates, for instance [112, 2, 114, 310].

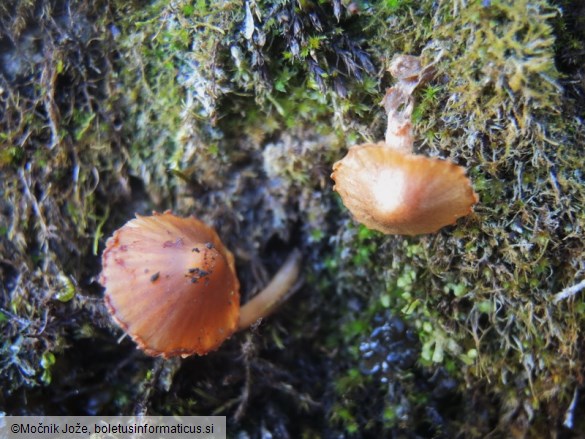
[316, 0, 585, 435]
[39, 352, 56, 385]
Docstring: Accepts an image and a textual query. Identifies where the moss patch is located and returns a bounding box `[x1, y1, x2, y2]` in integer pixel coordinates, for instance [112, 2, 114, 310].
[1, 0, 585, 437]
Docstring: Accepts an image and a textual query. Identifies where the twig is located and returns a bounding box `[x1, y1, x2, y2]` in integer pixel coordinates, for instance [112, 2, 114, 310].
[552, 279, 585, 304]
[563, 387, 579, 429]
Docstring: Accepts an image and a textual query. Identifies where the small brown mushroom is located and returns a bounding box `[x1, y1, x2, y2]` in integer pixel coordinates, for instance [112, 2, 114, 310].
[332, 53, 477, 235]
[331, 143, 478, 235]
[100, 211, 301, 358]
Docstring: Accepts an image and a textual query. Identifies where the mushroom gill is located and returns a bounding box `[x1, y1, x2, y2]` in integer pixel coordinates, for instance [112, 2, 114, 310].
[331, 143, 479, 235]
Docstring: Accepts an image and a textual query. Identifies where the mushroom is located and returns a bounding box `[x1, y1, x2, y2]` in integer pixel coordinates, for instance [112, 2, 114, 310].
[331, 142, 478, 235]
[100, 211, 301, 358]
[331, 54, 478, 235]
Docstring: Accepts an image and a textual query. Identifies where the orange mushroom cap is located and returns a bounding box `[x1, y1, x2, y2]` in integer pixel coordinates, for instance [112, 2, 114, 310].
[331, 143, 479, 235]
[100, 211, 240, 358]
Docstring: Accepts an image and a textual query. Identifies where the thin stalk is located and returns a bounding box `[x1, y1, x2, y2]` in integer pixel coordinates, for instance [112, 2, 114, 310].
[237, 249, 302, 331]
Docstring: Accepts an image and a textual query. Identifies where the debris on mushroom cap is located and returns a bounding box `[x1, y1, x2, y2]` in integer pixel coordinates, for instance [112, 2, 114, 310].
[99, 211, 240, 358]
[331, 143, 479, 235]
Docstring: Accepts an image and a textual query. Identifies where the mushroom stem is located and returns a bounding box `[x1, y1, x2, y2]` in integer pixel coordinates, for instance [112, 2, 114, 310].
[237, 249, 302, 331]
[383, 87, 414, 152]
[382, 54, 438, 152]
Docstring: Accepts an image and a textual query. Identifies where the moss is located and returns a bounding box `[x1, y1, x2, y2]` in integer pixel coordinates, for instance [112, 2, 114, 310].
[320, 0, 585, 436]
[1, 0, 585, 436]
[0, 0, 126, 397]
